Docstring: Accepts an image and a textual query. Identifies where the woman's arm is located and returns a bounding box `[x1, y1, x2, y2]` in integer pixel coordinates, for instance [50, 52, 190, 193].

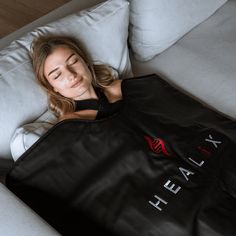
[58, 112, 81, 122]
[59, 110, 98, 122]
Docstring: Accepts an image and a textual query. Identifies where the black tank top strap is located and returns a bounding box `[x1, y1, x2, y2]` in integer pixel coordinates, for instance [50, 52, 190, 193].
[75, 99, 99, 111]
[74, 87, 123, 120]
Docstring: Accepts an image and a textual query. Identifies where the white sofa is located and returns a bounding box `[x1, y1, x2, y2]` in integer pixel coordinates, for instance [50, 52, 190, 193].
[0, 0, 235, 234]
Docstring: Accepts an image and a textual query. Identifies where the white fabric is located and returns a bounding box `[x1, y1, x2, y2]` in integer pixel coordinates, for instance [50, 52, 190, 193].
[0, 0, 131, 160]
[129, 0, 227, 61]
[0, 183, 60, 235]
[10, 111, 57, 161]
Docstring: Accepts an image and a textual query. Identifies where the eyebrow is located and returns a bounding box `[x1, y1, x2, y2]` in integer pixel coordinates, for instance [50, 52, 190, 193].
[47, 53, 76, 77]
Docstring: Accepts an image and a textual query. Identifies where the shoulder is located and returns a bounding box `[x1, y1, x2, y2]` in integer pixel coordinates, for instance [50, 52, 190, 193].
[104, 79, 123, 103]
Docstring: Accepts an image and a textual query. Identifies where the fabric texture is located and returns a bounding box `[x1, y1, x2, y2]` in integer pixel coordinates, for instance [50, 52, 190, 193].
[0, 0, 131, 160]
[6, 74, 236, 236]
[129, 0, 227, 61]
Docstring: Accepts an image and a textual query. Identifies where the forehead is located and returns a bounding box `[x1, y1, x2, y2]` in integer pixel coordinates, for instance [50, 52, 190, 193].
[49, 46, 75, 59]
[44, 46, 76, 72]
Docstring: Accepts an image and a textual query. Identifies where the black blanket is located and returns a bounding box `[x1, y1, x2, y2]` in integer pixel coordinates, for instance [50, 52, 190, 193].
[6, 74, 236, 236]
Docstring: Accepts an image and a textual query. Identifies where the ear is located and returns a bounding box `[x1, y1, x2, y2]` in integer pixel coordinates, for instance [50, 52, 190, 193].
[53, 87, 58, 93]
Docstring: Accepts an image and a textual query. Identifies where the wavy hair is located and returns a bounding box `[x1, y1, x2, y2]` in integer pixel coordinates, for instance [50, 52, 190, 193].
[30, 35, 116, 117]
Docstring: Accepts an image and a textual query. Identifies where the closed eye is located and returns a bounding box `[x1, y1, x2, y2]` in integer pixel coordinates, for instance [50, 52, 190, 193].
[68, 58, 78, 66]
[53, 73, 61, 80]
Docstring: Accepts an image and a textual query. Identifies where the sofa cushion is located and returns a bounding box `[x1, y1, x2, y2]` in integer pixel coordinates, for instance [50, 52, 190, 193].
[0, 0, 131, 160]
[130, 0, 236, 120]
[129, 0, 227, 61]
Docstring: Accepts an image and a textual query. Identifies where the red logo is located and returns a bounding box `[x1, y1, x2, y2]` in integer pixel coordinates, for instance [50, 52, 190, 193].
[144, 136, 171, 157]
[197, 146, 212, 157]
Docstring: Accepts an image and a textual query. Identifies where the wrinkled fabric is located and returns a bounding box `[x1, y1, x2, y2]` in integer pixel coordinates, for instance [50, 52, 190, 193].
[6, 74, 236, 236]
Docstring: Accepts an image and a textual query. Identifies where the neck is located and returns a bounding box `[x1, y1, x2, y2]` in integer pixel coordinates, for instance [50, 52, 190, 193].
[75, 85, 98, 101]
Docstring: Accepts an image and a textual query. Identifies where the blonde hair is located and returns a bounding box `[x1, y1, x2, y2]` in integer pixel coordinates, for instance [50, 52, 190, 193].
[31, 35, 115, 117]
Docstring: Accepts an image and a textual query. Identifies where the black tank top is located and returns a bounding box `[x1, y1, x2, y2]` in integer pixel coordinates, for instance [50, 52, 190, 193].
[74, 89, 123, 120]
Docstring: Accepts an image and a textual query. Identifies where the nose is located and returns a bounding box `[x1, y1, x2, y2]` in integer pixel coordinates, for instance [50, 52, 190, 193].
[65, 67, 77, 82]
[67, 73, 75, 81]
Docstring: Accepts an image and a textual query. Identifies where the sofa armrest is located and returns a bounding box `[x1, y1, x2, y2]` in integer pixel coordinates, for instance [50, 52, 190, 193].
[0, 183, 60, 236]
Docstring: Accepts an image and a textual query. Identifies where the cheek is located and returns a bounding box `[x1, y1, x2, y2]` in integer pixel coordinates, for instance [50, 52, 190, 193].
[75, 62, 91, 74]
[47, 79, 65, 93]
[84, 67, 93, 82]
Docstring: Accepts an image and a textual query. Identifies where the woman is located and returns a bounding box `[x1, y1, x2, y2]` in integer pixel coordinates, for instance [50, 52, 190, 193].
[31, 35, 123, 121]
[10, 35, 236, 236]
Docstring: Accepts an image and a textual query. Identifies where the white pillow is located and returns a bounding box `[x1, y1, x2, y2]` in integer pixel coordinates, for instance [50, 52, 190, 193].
[0, 0, 131, 160]
[129, 0, 227, 61]
[10, 111, 57, 161]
